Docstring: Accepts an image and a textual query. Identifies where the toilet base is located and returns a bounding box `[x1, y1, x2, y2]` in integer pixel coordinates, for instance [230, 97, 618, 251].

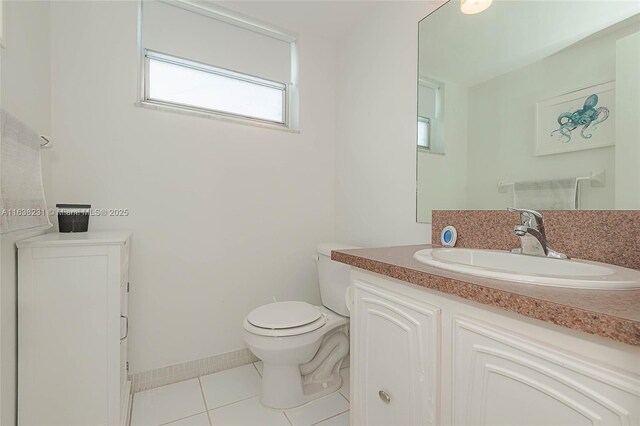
[260, 363, 343, 410]
[243, 307, 350, 410]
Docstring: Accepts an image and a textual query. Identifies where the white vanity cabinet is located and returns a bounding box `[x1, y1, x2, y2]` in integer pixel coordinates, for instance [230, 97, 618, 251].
[351, 281, 441, 426]
[17, 232, 132, 426]
[350, 270, 640, 426]
[452, 317, 640, 425]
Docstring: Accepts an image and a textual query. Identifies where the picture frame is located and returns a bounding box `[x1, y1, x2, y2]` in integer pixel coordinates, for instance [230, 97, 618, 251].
[535, 81, 615, 156]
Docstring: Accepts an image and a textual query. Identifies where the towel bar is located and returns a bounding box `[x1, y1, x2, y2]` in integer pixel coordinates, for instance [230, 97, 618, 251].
[497, 170, 605, 193]
[39, 135, 53, 149]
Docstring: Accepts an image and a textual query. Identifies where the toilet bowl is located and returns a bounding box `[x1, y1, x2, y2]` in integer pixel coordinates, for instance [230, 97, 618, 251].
[243, 243, 358, 409]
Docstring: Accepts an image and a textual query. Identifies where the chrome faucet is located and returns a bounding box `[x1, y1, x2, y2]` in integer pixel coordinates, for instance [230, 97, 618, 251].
[507, 208, 568, 259]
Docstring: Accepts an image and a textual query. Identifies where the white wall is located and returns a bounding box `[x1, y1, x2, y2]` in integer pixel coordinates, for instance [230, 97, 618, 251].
[48, 1, 337, 373]
[0, 1, 51, 424]
[466, 23, 640, 210]
[334, 1, 438, 246]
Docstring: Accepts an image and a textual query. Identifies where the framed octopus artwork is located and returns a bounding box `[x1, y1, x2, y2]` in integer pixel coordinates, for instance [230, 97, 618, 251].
[535, 81, 615, 156]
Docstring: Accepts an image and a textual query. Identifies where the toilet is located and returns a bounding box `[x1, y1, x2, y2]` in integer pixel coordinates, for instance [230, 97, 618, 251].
[243, 243, 358, 409]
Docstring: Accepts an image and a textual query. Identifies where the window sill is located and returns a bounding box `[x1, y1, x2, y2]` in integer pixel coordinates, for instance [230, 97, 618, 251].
[135, 101, 300, 134]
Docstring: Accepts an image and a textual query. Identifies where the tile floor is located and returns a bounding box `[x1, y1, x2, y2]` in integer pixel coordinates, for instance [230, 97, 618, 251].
[131, 362, 350, 426]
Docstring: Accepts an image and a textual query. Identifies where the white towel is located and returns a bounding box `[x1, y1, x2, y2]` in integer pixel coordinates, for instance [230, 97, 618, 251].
[0, 110, 52, 233]
[513, 177, 578, 210]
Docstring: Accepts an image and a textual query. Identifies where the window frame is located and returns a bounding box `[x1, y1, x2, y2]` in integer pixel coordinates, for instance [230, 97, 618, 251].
[143, 49, 288, 127]
[417, 77, 444, 154]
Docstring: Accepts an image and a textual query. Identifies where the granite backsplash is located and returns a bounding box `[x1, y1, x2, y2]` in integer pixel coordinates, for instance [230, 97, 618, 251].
[431, 210, 640, 270]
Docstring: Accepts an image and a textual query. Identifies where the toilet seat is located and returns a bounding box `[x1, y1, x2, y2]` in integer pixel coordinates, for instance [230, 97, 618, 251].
[244, 302, 328, 337]
[248, 301, 322, 329]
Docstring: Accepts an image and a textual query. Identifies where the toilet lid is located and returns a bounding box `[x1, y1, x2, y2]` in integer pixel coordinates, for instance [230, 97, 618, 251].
[247, 301, 322, 329]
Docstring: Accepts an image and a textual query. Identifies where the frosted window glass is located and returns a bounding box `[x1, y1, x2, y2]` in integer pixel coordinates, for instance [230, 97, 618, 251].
[147, 57, 285, 124]
[418, 118, 431, 149]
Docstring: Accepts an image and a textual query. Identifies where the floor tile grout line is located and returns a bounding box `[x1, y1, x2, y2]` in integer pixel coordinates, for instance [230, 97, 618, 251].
[285, 392, 350, 426]
[252, 362, 263, 378]
[155, 410, 209, 426]
[131, 378, 208, 426]
[283, 390, 349, 418]
[282, 410, 294, 426]
[207, 394, 261, 412]
[206, 392, 290, 424]
[197, 377, 214, 426]
[198, 377, 210, 411]
[198, 365, 260, 418]
[309, 409, 350, 426]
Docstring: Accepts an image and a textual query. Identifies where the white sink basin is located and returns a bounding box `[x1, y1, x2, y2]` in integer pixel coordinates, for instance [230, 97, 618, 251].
[413, 248, 640, 290]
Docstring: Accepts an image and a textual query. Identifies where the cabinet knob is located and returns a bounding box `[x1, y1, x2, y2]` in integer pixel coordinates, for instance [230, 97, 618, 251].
[378, 390, 391, 404]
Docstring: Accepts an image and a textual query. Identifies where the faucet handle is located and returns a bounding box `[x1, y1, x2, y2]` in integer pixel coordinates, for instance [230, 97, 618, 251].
[507, 208, 544, 229]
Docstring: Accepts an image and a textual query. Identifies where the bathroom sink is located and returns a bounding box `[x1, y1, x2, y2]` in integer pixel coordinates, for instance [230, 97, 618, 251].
[413, 248, 640, 289]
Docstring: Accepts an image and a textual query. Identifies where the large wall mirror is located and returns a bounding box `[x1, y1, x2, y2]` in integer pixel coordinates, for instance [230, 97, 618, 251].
[416, 1, 640, 223]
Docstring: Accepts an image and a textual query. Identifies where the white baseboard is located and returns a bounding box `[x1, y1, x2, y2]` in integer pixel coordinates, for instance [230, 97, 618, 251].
[131, 348, 258, 393]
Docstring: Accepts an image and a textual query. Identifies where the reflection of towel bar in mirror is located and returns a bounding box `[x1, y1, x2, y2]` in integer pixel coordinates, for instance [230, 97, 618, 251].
[40, 135, 53, 149]
[497, 170, 606, 193]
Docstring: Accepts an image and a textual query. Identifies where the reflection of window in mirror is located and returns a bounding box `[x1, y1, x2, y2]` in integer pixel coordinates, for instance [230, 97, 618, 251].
[417, 117, 431, 149]
[417, 78, 444, 154]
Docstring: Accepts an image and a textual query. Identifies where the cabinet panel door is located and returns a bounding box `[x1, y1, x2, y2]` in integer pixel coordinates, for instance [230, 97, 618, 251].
[352, 281, 440, 426]
[19, 250, 112, 425]
[453, 317, 640, 426]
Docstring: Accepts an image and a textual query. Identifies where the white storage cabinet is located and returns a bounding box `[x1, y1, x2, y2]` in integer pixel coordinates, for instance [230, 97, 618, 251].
[17, 232, 132, 426]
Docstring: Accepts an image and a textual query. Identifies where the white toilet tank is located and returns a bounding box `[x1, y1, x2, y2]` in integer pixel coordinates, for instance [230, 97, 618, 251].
[316, 243, 359, 317]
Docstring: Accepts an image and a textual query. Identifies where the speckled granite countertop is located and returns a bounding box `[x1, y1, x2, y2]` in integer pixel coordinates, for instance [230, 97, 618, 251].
[332, 244, 640, 346]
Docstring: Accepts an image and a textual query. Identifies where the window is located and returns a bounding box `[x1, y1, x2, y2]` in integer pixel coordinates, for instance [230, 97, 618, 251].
[145, 51, 286, 124]
[417, 78, 443, 153]
[139, 0, 298, 129]
[417, 117, 431, 149]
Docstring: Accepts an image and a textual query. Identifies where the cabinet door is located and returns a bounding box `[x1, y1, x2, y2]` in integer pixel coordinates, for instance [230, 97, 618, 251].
[453, 317, 640, 426]
[18, 245, 120, 425]
[351, 280, 440, 426]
